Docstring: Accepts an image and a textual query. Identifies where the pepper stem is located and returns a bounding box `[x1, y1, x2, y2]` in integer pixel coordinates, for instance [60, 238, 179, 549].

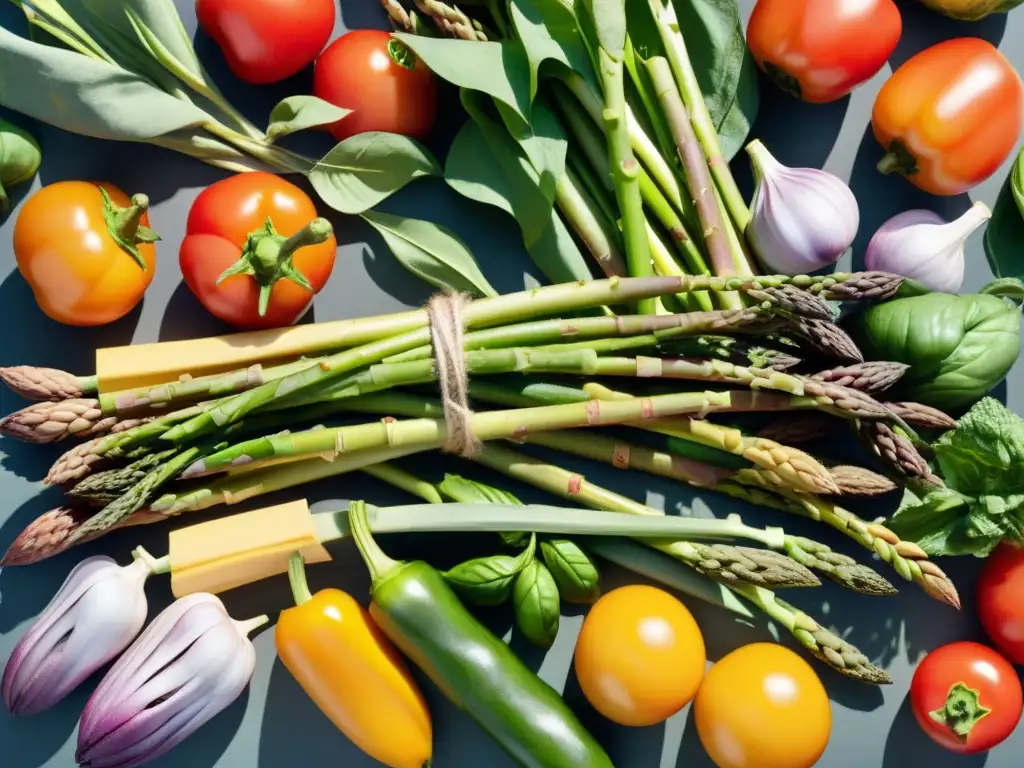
[287, 551, 314, 606]
[101, 187, 161, 269]
[348, 499, 401, 585]
[235, 614, 271, 636]
[929, 682, 991, 740]
[132, 546, 171, 575]
[877, 140, 919, 177]
[217, 216, 332, 317]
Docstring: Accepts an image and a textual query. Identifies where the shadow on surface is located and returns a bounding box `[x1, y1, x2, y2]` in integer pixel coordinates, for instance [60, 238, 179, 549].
[848, 123, 972, 270]
[882, 692, 989, 768]
[147, 688, 250, 768]
[730, 74, 851, 197]
[339, 0, 391, 34]
[890, 3, 1007, 70]
[0, 671, 89, 768]
[676, 707, 717, 768]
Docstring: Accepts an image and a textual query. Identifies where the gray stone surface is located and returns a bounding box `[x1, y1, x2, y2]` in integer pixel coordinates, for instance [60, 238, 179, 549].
[0, 1, 1022, 766]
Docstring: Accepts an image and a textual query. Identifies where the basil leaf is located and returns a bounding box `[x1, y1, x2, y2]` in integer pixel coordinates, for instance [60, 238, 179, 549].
[671, 0, 759, 161]
[442, 534, 537, 605]
[0, 26, 209, 141]
[361, 211, 497, 298]
[309, 132, 439, 215]
[498, 97, 567, 207]
[540, 539, 601, 604]
[395, 34, 532, 125]
[933, 398, 1024, 496]
[513, 559, 561, 647]
[266, 96, 350, 142]
[509, 0, 594, 98]
[887, 487, 971, 557]
[438, 473, 529, 546]
[985, 150, 1024, 280]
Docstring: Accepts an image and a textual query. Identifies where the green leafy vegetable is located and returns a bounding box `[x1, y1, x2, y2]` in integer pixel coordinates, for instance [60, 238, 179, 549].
[540, 539, 601, 603]
[498, 97, 567, 208]
[0, 117, 41, 217]
[395, 34, 532, 125]
[985, 148, 1024, 280]
[438, 474, 528, 547]
[513, 558, 561, 646]
[889, 399, 1024, 557]
[266, 96, 351, 142]
[442, 534, 538, 606]
[509, 0, 594, 97]
[846, 284, 1022, 410]
[361, 211, 497, 298]
[308, 132, 440, 215]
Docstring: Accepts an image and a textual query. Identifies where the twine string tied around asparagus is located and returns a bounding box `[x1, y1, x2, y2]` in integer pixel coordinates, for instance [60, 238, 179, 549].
[428, 291, 479, 458]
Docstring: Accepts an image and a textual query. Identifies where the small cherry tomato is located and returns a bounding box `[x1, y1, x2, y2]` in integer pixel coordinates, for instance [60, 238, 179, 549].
[977, 543, 1024, 665]
[910, 641, 1022, 754]
[694, 643, 831, 768]
[746, 0, 902, 103]
[196, 0, 335, 85]
[313, 31, 437, 142]
[14, 181, 157, 326]
[872, 38, 1024, 196]
[573, 585, 705, 726]
[179, 172, 337, 330]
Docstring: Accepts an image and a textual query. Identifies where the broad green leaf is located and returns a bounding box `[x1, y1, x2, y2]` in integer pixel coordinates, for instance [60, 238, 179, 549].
[395, 33, 532, 125]
[309, 132, 439, 215]
[266, 96, 350, 142]
[671, 0, 759, 161]
[0, 26, 209, 141]
[445, 111, 592, 284]
[513, 559, 560, 647]
[585, 0, 626, 55]
[540, 539, 601, 603]
[498, 97, 566, 207]
[509, 0, 594, 98]
[361, 210, 497, 298]
[934, 398, 1024, 496]
[119, 0, 204, 80]
[985, 150, 1024, 280]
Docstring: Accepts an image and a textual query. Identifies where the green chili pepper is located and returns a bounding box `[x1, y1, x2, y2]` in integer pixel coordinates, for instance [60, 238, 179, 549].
[348, 500, 613, 768]
[540, 539, 601, 604]
[442, 534, 537, 605]
[0, 118, 41, 217]
[513, 559, 561, 648]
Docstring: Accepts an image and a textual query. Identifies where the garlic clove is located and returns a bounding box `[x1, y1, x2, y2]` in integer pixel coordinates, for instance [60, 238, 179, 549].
[864, 201, 991, 293]
[745, 140, 859, 275]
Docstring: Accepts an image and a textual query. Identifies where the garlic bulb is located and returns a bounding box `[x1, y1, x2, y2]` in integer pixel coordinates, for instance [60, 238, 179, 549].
[864, 201, 992, 293]
[745, 140, 860, 275]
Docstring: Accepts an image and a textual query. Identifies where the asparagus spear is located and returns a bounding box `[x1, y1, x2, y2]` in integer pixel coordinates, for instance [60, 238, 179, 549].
[783, 318, 863, 363]
[67, 449, 180, 505]
[812, 362, 910, 394]
[881, 402, 957, 431]
[857, 421, 943, 485]
[517, 430, 895, 596]
[0, 366, 97, 401]
[756, 412, 838, 445]
[416, 0, 488, 40]
[0, 399, 149, 443]
[656, 335, 801, 371]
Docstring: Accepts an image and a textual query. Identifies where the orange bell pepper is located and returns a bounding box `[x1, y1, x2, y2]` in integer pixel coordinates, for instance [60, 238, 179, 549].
[275, 553, 432, 768]
[872, 38, 1024, 196]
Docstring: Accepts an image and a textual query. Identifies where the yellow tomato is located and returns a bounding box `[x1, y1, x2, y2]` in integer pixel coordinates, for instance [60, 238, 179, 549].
[573, 584, 706, 726]
[694, 643, 831, 768]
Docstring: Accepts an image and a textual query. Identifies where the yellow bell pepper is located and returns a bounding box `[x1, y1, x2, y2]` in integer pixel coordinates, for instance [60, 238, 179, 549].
[275, 553, 432, 768]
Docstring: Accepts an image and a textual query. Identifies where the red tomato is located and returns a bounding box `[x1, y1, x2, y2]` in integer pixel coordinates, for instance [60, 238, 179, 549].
[179, 173, 337, 330]
[910, 642, 1022, 754]
[978, 543, 1024, 665]
[196, 0, 335, 85]
[747, 0, 902, 103]
[313, 30, 437, 141]
[872, 38, 1024, 195]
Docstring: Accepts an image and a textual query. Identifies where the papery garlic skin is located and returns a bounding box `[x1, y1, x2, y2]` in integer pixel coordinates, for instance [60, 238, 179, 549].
[76, 593, 265, 768]
[745, 140, 860, 275]
[2, 555, 150, 716]
[863, 202, 992, 293]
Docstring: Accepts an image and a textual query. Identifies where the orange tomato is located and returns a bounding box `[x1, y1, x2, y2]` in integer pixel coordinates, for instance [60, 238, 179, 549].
[14, 181, 157, 326]
[573, 585, 705, 726]
[747, 0, 902, 103]
[872, 38, 1024, 196]
[694, 643, 831, 768]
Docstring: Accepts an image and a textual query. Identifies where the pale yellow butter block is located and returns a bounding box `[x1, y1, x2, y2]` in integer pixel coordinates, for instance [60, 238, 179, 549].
[169, 500, 332, 597]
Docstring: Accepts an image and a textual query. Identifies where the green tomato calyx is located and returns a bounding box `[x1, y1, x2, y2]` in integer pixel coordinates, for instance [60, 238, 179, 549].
[101, 187, 160, 270]
[929, 681, 991, 740]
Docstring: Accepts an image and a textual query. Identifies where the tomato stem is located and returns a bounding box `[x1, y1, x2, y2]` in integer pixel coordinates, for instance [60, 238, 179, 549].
[288, 551, 314, 606]
[929, 681, 992, 741]
[387, 38, 417, 70]
[217, 216, 333, 317]
[101, 188, 161, 270]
